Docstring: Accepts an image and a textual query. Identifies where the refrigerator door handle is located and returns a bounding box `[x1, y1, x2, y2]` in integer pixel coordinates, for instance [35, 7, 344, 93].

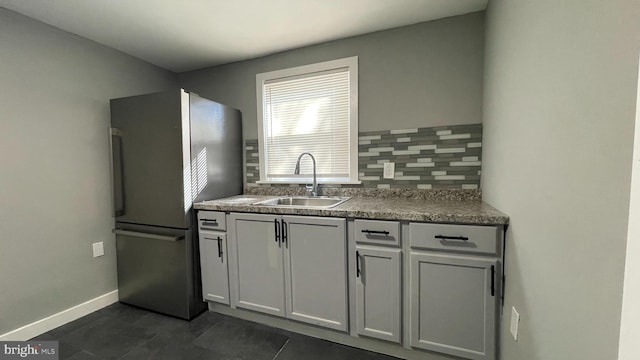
[112, 229, 184, 242]
[110, 128, 125, 217]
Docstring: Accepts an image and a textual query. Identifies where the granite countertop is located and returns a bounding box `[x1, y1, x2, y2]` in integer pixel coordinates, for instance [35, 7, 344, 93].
[194, 194, 509, 226]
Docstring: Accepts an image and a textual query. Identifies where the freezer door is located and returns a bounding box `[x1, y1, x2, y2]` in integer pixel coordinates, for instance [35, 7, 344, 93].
[189, 93, 243, 203]
[114, 223, 205, 319]
[110, 90, 190, 228]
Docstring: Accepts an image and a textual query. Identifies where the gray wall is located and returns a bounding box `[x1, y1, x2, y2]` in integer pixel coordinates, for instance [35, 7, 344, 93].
[178, 12, 485, 139]
[481, 1, 639, 359]
[0, 9, 177, 334]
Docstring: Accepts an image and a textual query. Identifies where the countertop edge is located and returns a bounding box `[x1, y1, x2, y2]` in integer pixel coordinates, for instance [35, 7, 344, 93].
[193, 196, 509, 226]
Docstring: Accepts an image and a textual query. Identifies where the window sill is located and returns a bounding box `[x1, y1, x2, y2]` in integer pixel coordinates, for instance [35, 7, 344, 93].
[255, 180, 362, 185]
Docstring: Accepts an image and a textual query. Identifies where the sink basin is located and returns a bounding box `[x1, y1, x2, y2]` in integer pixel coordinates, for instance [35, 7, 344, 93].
[253, 196, 350, 209]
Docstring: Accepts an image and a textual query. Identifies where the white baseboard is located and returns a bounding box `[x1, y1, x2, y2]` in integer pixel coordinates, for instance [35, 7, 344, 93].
[0, 290, 119, 341]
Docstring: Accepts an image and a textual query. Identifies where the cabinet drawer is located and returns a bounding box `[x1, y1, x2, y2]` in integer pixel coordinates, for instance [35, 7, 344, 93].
[197, 211, 226, 231]
[354, 219, 400, 247]
[409, 223, 499, 255]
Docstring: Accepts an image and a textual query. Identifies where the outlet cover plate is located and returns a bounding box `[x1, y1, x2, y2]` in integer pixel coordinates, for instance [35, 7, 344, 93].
[510, 306, 520, 341]
[383, 162, 395, 179]
[92, 242, 104, 257]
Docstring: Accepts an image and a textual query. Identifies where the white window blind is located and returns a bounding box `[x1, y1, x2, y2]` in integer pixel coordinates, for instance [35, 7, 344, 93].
[256, 57, 358, 183]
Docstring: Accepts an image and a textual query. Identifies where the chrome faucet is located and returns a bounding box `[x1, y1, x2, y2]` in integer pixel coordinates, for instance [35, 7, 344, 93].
[294, 152, 319, 197]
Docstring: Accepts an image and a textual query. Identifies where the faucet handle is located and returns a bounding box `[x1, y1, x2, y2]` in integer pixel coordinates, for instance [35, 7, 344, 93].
[305, 184, 319, 197]
[305, 184, 314, 195]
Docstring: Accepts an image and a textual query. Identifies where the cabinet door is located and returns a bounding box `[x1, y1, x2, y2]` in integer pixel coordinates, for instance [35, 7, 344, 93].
[355, 246, 402, 343]
[230, 213, 285, 317]
[283, 216, 347, 331]
[410, 252, 497, 360]
[199, 231, 229, 304]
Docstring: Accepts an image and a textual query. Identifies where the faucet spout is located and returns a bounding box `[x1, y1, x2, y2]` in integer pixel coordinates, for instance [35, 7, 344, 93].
[294, 152, 318, 197]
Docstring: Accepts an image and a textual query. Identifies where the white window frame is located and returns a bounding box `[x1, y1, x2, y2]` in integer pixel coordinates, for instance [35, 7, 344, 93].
[256, 56, 359, 184]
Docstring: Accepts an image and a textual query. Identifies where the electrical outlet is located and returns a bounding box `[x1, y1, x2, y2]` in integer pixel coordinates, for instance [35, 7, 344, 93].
[510, 306, 520, 341]
[383, 162, 395, 179]
[92, 242, 104, 258]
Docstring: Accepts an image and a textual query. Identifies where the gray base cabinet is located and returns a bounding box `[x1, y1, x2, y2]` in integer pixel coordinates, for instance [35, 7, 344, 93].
[197, 211, 230, 305]
[198, 211, 505, 360]
[230, 213, 285, 316]
[408, 222, 502, 360]
[355, 245, 402, 343]
[228, 213, 347, 331]
[199, 232, 230, 304]
[410, 252, 497, 360]
[285, 216, 348, 331]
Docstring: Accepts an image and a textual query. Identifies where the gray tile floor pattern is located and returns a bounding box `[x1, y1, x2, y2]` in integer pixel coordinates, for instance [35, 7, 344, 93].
[31, 303, 400, 360]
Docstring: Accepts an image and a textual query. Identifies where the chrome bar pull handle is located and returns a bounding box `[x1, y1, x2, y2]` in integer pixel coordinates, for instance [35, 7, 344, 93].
[110, 128, 125, 217]
[200, 219, 218, 227]
[113, 229, 183, 242]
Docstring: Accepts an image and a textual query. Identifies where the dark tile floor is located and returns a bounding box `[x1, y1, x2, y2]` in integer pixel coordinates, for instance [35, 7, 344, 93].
[31, 303, 399, 360]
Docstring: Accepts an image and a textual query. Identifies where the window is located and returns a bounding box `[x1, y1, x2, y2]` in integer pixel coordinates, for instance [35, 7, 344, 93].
[256, 57, 358, 184]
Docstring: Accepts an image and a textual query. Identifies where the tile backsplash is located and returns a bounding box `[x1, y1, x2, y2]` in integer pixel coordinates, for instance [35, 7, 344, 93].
[245, 123, 482, 189]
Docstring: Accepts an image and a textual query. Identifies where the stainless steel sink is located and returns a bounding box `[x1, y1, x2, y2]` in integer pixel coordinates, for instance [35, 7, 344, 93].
[253, 196, 350, 209]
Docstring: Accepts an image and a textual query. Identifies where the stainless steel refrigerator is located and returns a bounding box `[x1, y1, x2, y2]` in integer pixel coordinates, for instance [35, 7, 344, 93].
[109, 89, 242, 320]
